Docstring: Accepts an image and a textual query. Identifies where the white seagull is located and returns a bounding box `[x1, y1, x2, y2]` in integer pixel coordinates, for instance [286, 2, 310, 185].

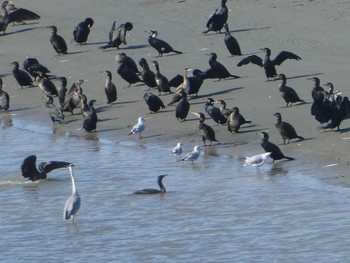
[129, 117, 145, 139]
[244, 152, 271, 172]
[172, 142, 183, 157]
[181, 145, 203, 162]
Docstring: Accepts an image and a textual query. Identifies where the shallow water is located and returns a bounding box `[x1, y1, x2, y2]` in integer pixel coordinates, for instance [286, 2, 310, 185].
[1, 114, 350, 262]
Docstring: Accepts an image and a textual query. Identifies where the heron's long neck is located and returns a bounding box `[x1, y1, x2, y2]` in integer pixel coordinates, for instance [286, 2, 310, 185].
[69, 167, 77, 193]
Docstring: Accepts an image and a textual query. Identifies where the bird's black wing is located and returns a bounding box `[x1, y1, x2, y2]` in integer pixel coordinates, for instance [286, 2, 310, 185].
[237, 55, 263, 67]
[21, 155, 39, 178]
[8, 8, 40, 23]
[39, 161, 72, 174]
[206, 9, 218, 27]
[166, 74, 183, 89]
[273, 51, 301, 66]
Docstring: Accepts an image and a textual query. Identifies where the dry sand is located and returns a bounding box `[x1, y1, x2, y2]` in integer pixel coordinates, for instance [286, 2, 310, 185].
[1, 0, 350, 183]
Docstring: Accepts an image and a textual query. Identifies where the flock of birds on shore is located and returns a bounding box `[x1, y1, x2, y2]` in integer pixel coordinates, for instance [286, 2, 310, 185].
[1, 0, 349, 221]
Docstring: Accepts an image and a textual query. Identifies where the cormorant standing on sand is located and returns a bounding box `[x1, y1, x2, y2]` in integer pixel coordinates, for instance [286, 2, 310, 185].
[260, 132, 294, 162]
[278, 74, 304, 107]
[47, 25, 68, 55]
[215, 99, 233, 118]
[56, 76, 68, 107]
[73, 17, 94, 44]
[202, 53, 240, 80]
[46, 95, 66, 124]
[23, 57, 50, 78]
[205, 97, 227, 125]
[152, 60, 171, 95]
[21, 155, 71, 181]
[273, 112, 304, 144]
[0, 1, 40, 34]
[103, 71, 117, 104]
[11, 61, 34, 88]
[227, 107, 251, 133]
[100, 21, 133, 49]
[36, 73, 58, 97]
[188, 69, 204, 96]
[237, 48, 301, 80]
[143, 92, 165, 113]
[139, 58, 157, 89]
[148, 30, 182, 57]
[308, 77, 325, 101]
[175, 90, 190, 121]
[117, 60, 143, 87]
[133, 175, 167, 194]
[192, 112, 218, 146]
[83, 99, 97, 132]
[0, 77, 10, 111]
[223, 23, 241, 56]
[203, 0, 228, 34]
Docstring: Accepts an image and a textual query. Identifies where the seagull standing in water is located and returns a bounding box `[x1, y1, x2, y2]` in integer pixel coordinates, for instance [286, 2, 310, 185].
[63, 164, 81, 222]
[128, 117, 145, 139]
[181, 146, 203, 162]
[172, 142, 183, 160]
[244, 152, 271, 172]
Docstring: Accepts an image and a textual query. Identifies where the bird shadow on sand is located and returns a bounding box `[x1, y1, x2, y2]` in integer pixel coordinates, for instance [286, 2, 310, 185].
[280, 101, 312, 108]
[97, 117, 119, 123]
[10, 105, 41, 112]
[202, 26, 271, 36]
[2, 25, 41, 36]
[193, 86, 245, 100]
[101, 44, 149, 52]
[286, 72, 323, 80]
[141, 133, 164, 139]
[115, 99, 142, 105]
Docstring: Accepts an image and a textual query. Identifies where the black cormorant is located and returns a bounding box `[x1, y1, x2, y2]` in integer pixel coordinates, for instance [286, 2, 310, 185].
[46, 96, 66, 124]
[278, 74, 304, 107]
[0, 1, 40, 34]
[143, 92, 165, 113]
[47, 25, 68, 55]
[203, 0, 228, 34]
[100, 21, 133, 49]
[227, 107, 251, 133]
[117, 60, 143, 87]
[133, 175, 167, 194]
[23, 57, 50, 78]
[223, 23, 241, 56]
[103, 70, 117, 104]
[152, 60, 171, 95]
[308, 77, 325, 101]
[188, 69, 204, 96]
[73, 17, 94, 44]
[148, 30, 182, 57]
[237, 48, 301, 80]
[56, 76, 67, 107]
[273, 112, 304, 144]
[83, 99, 97, 132]
[260, 132, 294, 162]
[79, 94, 90, 119]
[215, 99, 233, 118]
[115, 53, 139, 74]
[202, 53, 240, 80]
[61, 82, 82, 115]
[0, 77, 9, 111]
[205, 97, 227, 125]
[36, 74, 58, 97]
[175, 91, 190, 121]
[192, 112, 218, 146]
[21, 155, 71, 181]
[139, 58, 157, 89]
[11, 61, 33, 88]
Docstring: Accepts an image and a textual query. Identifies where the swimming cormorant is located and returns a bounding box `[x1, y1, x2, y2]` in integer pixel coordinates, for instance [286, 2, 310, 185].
[36, 74, 58, 97]
[103, 71, 117, 104]
[192, 112, 218, 146]
[205, 97, 227, 125]
[227, 107, 251, 133]
[175, 91, 190, 121]
[202, 0, 228, 34]
[273, 112, 304, 144]
[0, 77, 10, 111]
[83, 99, 97, 132]
[201, 53, 240, 80]
[46, 95, 66, 124]
[139, 58, 157, 89]
[278, 74, 304, 107]
[23, 57, 50, 78]
[129, 117, 145, 139]
[181, 145, 203, 162]
[143, 92, 165, 113]
[223, 23, 241, 56]
[47, 25, 68, 55]
[260, 132, 294, 162]
[99, 21, 133, 49]
[152, 60, 171, 95]
[0, 1, 40, 34]
[21, 154, 71, 181]
[133, 175, 167, 194]
[73, 17, 94, 44]
[237, 48, 301, 80]
[63, 164, 81, 222]
[148, 30, 182, 57]
[11, 61, 34, 88]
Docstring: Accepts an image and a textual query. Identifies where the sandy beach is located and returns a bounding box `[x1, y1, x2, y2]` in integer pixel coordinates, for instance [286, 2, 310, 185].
[1, 0, 350, 183]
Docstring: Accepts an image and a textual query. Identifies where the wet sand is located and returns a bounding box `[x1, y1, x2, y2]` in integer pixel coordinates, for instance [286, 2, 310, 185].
[1, 0, 350, 184]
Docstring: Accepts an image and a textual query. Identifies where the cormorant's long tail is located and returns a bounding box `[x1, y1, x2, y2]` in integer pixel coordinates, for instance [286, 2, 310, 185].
[284, 156, 295, 161]
[173, 50, 183, 54]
